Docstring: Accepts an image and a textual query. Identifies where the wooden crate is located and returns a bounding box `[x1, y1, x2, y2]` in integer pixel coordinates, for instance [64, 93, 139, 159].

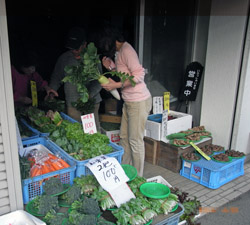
[144, 137, 161, 165]
[156, 138, 213, 173]
[99, 114, 121, 123]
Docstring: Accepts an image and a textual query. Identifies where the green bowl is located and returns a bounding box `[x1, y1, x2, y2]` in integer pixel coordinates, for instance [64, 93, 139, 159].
[169, 139, 190, 147]
[140, 182, 170, 199]
[166, 132, 186, 140]
[171, 203, 179, 212]
[122, 164, 138, 182]
[26, 199, 46, 217]
[211, 156, 232, 163]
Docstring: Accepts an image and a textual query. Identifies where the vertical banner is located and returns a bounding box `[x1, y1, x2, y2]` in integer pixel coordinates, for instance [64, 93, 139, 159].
[161, 109, 169, 142]
[30, 80, 38, 107]
[81, 113, 97, 134]
[163, 92, 170, 112]
[179, 62, 204, 101]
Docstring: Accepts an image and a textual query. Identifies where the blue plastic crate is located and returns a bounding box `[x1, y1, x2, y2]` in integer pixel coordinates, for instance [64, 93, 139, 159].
[180, 156, 245, 189]
[21, 137, 76, 204]
[53, 141, 124, 177]
[154, 203, 184, 225]
[20, 112, 78, 137]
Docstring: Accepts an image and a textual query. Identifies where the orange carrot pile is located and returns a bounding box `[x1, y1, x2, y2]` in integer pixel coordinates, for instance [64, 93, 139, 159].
[30, 152, 70, 177]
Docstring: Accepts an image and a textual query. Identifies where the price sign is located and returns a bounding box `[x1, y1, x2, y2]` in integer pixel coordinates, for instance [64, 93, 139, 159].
[161, 110, 168, 142]
[190, 142, 211, 160]
[164, 92, 170, 112]
[153, 96, 163, 114]
[30, 80, 38, 107]
[81, 113, 97, 134]
[86, 155, 135, 207]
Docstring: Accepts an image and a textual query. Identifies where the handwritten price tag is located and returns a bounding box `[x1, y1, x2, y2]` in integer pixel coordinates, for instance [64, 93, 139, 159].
[81, 113, 97, 134]
[86, 155, 135, 207]
[86, 155, 129, 191]
[190, 142, 211, 160]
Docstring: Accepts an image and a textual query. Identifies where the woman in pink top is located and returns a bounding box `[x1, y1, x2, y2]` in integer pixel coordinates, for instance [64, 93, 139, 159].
[11, 50, 58, 107]
[100, 27, 152, 176]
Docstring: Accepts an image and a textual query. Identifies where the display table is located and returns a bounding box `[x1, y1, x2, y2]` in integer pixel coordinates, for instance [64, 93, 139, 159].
[145, 137, 213, 173]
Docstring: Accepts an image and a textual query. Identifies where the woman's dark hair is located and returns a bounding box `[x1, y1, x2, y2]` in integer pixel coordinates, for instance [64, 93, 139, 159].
[97, 25, 126, 58]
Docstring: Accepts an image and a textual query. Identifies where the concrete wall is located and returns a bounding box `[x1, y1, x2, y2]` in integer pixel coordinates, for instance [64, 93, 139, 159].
[200, 0, 249, 152]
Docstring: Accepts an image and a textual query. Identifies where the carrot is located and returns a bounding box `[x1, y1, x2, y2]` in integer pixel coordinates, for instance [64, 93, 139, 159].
[30, 165, 42, 177]
[48, 153, 58, 160]
[50, 160, 64, 171]
[57, 158, 70, 168]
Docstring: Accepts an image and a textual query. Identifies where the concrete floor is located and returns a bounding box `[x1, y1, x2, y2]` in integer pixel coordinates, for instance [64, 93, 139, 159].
[143, 159, 250, 222]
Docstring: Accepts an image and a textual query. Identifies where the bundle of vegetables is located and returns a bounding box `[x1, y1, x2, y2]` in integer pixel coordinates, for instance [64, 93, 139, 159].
[29, 150, 70, 177]
[25, 107, 58, 133]
[44, 209, 68, 225]
[127, 176, 147, 194]
[43, 177, 64, 195]
[39, 98, 66, 112]
[74, 175, 99, 195]
[68, 210, 98, 225]
[59, 184, 81, 205]
[63, 42, 136, 104]
[71, 196, 101, 216]
[171, 187, 201, 225]
[91, 186, 116, 211]
[150, 198, 177, 215]
[50, 122, 112, 160]
[32, 195, 59, 215]
[19, 155, 31, 179]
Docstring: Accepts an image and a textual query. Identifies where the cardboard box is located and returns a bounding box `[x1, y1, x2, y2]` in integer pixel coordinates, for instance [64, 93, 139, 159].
[144, 137, 161, 165]
[144, 110, 192, 141]
[157, 137, 213, 173]
[101, 127, 120, 144]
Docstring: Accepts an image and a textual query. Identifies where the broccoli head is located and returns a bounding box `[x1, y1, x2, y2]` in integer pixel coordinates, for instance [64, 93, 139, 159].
[43, 177, 64, 195]
[33, 195, 59, 215]
[59, 184, 81, 205]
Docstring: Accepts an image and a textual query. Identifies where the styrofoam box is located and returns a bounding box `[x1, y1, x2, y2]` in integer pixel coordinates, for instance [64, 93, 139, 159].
[101, 127, 120, 144]
[146, 175, 172, 188]
[0, 210, 46, 225]
[144, 110, 192, 141]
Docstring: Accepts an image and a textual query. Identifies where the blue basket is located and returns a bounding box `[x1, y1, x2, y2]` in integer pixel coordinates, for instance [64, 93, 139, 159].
[20, 112, 78, 137]
[148, 114, 162, 123]
[154, 203, 184, 225]
[53, 141, 124, 177]
[180, 156, 245, 189]
[21, 137, 76, 204]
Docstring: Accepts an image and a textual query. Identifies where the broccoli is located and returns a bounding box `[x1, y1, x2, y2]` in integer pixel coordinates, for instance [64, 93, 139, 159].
[59, 184, 81, 205]
[71, 197, 101, 216]
[33, 195, 59, 215]
[68, 209, 97, 225]
[97, 217, 116, 225]
[44, 209, 67, 225]
[43, 177, 64, 195]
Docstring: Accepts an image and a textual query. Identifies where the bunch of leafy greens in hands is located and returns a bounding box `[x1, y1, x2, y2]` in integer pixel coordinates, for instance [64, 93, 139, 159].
[62, 42, 136, 104]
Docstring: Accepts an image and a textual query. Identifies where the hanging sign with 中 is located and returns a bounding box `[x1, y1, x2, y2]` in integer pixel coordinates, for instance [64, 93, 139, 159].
[30, 80, 38, 107]
[86, 155, 135, 207]
[81, 113, 97, 134]
[179, 62, 204, 101]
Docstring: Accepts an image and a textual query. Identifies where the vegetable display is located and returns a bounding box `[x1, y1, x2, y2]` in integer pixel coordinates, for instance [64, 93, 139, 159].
[63, 42, 136, 104]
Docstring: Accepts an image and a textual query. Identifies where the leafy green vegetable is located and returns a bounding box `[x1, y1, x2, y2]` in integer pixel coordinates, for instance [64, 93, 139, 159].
[44, 210, 67, 225]
[63, 42, 135, 106]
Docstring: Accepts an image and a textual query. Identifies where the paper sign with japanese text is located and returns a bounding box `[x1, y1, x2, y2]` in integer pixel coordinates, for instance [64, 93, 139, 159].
[81, 113, 97, 134]
[85, 155, 135, 207]
[153, 96, 163, 114]
[30, 80, 38, 107]
[161, 110, 169, 142]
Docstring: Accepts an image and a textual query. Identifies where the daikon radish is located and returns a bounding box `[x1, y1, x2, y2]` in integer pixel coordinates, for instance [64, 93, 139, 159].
[98, 75, 121, 100]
